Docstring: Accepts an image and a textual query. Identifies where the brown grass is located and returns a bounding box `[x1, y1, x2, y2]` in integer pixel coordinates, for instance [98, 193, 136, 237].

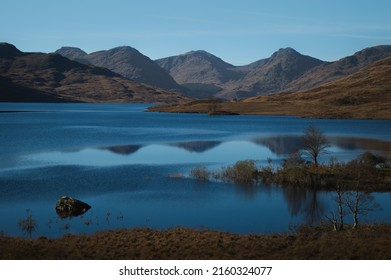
[1, 225, 391, 259]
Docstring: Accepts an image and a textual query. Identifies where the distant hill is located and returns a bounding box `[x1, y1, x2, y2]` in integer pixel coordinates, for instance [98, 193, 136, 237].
[56, 46, 184, 92]
[149, 56, 391, 120]
[156, 45, 391, 99]
[0, 43, 189, 103]
[55, 47, 89, 64]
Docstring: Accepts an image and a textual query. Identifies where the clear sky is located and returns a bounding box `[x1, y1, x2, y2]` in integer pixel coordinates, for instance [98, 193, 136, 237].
[2, 0, 391, 65]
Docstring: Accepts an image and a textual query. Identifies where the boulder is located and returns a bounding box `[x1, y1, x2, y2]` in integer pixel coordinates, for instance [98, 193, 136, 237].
[55, 196, 91, 218]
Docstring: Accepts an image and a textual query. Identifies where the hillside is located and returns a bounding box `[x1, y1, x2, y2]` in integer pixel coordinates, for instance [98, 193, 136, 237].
[156, 50, 244, 98]
[218, 48, 325, 99]
[156, 45, 391, 100]
[149, 56, 391, 119]
[56, 46, 184, 92]
[0, 43, 189, 103]
[285, 45, 391, 92]
[157, 48, 324, 99]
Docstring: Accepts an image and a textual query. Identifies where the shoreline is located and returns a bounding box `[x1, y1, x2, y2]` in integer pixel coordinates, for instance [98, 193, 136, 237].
[147, 99, 391, 120]
[1, 225, 391, 259]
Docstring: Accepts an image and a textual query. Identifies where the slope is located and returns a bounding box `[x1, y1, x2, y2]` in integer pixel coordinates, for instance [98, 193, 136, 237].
[56, 46, 184, 92]
[149, 56, 391, 119]
[1, 43, 189, 103]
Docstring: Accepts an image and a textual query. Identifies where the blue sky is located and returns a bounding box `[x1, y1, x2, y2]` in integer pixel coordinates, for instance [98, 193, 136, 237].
[2, 0, 391, 65]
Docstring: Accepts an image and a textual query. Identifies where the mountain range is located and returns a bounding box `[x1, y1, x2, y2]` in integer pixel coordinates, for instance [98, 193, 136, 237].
[150, 55, 391, 119]
[0, 43, 189, 103]
[1, 42, 391, 107]
[156, 46, 391, 99]
[57, 44, 391, 100]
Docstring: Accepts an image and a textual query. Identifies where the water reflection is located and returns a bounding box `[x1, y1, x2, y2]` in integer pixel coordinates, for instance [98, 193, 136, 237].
[171, 141, 222, 153]
[23, 136, 391, 170]
[282, 187, 327, 225]
[100, 144, 142, 155]
[329, 137, 391, 151]
[254, 136, 301, 155]
[253, 135, 391, 155]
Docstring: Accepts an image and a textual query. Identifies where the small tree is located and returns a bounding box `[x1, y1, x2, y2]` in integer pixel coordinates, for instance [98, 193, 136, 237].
[345, 180, 380, 229]
[301, 124, 330, 167]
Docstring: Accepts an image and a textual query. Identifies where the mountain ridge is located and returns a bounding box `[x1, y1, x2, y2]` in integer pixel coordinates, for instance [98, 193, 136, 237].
[0, 43, 189, 103]
[285, 45, 391, 92]
[3, 42, 391, 106]
[156, 45, 391, 99]
[56, 43, 391, 99]
[149, 55, 391, 119]
[56, 46, 184, 92]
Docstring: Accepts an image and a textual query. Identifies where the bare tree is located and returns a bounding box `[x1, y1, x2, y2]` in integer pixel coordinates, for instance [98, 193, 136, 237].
[301, 124, 330, 167]
[326, 183, 346, 231]
[327, 180, 380, 231]
[345, 181, 380, 229]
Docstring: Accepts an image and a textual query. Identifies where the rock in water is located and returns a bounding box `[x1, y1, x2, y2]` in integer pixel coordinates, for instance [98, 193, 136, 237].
[55, 196, 91, 218]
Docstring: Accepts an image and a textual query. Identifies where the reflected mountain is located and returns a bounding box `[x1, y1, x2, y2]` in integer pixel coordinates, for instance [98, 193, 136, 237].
[254, 135, 391, 155]
[253, 136, 301, 155]
[100, 144, 142, 155]
[329, 137, 391, 151]
[171, 141, 222, 153]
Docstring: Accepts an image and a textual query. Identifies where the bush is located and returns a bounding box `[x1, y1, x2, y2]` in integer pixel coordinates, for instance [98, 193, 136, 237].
[355, 151, 389, 168]
[190, 166, 210, 181]
[221, 160, 258, 185]
[257, 151, 391, 190]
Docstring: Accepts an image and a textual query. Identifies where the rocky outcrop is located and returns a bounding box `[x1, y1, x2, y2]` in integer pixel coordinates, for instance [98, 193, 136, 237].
[55, 196, 91, 218]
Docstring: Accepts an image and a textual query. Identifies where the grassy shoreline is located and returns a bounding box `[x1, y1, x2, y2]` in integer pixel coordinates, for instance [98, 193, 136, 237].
[147, 98, 391, 120]
[1, 224, 391, 259]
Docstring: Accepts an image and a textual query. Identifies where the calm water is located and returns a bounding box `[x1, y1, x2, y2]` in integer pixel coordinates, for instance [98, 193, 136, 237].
[0, 103, 390, 238]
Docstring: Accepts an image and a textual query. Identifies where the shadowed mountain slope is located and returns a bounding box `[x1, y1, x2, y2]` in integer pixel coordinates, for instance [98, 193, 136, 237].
[285, 45, 391, 92]
[56, 46, 184, 92]
[1, 43, 189, 103]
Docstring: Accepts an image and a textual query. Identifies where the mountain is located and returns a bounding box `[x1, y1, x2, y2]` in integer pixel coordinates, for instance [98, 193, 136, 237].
[0, 43, 189, 103]
[156, 50, 246, 98]
[156, 45, 391, 100]
[55, 47, 89, 64]
[149, 56, 391, 119]
[219, 48, 325, 99]
[56, 46, 183, 92]
[156, 50, 244, 95]
[285, 45, 391, 92]
[156, 48, 324, 99]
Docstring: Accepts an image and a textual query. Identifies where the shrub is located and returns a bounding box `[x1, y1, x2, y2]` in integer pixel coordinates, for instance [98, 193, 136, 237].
[18, 209, 37, 238]
[190, 166, 210, 181]
[221, 160, 258, 185]
[355, 151, 388, 168]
